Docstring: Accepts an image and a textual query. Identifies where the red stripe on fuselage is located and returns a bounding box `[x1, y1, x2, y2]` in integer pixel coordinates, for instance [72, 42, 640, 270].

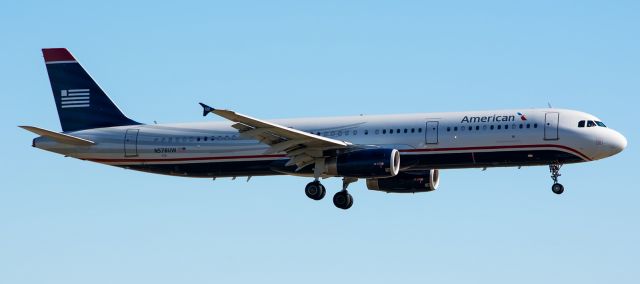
[86, 144, 592, 164]
[89, 154, 288, 163]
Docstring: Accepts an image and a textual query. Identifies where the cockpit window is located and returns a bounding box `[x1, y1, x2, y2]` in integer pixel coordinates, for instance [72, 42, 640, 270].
[587, 120, 596, 127]
[578, 120, 585, 128]
[595, 121, 607, 127]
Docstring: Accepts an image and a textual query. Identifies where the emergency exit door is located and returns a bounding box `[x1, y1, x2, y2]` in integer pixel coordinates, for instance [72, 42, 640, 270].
[426, 121, 439, 144]
[124, 129, 140, 157]
[544, 112, 559, 140]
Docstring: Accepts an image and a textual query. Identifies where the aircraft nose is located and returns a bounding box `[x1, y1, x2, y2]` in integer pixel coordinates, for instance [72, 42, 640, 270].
[609, 131, 627, 155]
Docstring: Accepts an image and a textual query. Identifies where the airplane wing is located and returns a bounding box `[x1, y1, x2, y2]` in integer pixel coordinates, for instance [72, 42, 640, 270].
[199, 103, 351, 170]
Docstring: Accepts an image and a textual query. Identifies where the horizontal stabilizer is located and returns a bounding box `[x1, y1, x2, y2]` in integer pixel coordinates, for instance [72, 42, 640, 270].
[19, 125, 95, 146]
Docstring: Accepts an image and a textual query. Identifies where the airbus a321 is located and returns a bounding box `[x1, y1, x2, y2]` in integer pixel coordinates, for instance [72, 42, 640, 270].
[21, 48, 627, 209]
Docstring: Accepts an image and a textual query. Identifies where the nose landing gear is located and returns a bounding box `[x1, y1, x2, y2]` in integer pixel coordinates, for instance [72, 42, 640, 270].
[549, 162, 564, 195]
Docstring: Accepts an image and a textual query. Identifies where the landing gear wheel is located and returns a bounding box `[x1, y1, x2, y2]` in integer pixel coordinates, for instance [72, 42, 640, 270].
[346, 194, 354, 209]
[318, 185, 326, 200]
[552, 183, 564, 195]
[333, 190, 353, 210]
[305, 181, 326, 201]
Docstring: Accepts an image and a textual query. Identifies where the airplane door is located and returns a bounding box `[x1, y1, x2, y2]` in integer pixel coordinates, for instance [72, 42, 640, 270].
[426, 121, 439, 144]
[124, 129, 140, 157]
[544, 112, 559, 140]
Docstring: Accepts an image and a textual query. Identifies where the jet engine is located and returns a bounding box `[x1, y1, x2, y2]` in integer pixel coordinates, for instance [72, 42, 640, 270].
[325, 148, 400, 178]
[366, 169, 440, 193]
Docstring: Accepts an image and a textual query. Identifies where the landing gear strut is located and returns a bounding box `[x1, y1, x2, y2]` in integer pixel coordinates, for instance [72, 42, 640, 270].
[333, 177, 357, 210]
[305, 158, 357, 209]
[549, 162, 564, 195]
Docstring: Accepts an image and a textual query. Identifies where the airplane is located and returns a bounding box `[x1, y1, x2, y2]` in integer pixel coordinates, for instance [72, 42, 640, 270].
[21, 48, 627, 210]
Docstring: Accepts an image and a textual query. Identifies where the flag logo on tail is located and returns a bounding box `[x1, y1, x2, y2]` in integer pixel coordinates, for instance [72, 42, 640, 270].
[60, 89, 90, 108]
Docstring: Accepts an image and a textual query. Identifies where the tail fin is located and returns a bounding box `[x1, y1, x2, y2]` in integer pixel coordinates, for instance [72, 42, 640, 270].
[42, 48, 140, 132]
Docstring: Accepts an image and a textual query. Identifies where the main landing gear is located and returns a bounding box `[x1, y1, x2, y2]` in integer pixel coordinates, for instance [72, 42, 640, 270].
[304, 180, 326, 200]
[304, 177, 357, 210]
[549, 162, 565, 195]
[333, 177, 357, 210]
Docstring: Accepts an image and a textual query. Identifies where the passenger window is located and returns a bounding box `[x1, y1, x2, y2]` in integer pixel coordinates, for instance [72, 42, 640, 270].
[461, 126, 465, 131]
[383, 129, 387, 134]
[397, 129, 401, 134]
[534, 123, 538, 128]
[389, 129, 393, 134]
[504, 125, 509, 129]
[483, 125, 487, 130]
[526, 124, 531, 128]
[519, 124, 523, 129]
[418, 128, 422, 133]
[490, 125, 494, 130]
[204, 137, 208, 141]
[587, 120, 596, 127]
[404, 129, 408, 133]
[497, 125, 501, 130]
[511, 124, 516, 129]
[411, 128, 415, 133]
[476, 126, 480, 130]
[353, 130, 358, 135]
[447, 127, 451, 132]
[454, 126, 458, 131]
[364, 130, 369, 135]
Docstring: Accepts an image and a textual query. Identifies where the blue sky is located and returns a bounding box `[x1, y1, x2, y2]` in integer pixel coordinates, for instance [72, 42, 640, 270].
[1, 1, 638, 283]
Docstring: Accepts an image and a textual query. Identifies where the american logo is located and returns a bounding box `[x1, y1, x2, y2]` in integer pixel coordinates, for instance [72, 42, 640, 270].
[461, 112, 527, 123]
[60, 89, 90, 108]
[517, 112, 527, 121]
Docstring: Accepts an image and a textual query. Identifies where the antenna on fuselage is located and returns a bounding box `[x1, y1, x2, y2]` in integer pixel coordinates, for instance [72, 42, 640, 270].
[548, 102, 553, 108]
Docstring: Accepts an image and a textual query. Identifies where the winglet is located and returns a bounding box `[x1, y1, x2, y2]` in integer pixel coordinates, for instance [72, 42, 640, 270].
[199, 102, 215, 117]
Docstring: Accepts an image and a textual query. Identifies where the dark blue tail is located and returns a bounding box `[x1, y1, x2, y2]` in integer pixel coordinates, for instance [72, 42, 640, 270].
[43, 48, 140, 132]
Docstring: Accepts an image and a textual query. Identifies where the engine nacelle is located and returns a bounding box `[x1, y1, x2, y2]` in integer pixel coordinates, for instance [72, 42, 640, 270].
[366, 169, 440, 193]
[326, 148, 400, 178]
